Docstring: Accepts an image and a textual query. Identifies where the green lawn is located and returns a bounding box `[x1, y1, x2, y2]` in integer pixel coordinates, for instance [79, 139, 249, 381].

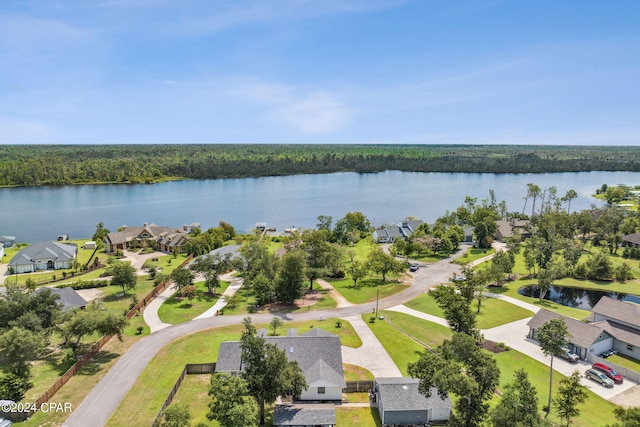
[403, 292, 445, 317]
[363, 312, 445, 375]
[157, 280, 230, 324]
[170, 374, 217, 427]
[403, 292, 533, 329]
[344, 363, 374, 380]
[106, 319, 360, 427]
[607, 353, 640, 372]
[453, 246, 495, 265]
[492, 350, 617, 427]
[475, 297, 533, 329]
[329, 277, 409, 304]
[336, 407, 381, 427]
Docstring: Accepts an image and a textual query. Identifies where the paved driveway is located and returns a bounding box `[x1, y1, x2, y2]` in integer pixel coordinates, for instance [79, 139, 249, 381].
[64, 248, 465, 427]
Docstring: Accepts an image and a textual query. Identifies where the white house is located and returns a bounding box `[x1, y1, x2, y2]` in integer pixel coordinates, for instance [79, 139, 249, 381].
[215, 328, 345, 401]
[8, 242, 77, 274]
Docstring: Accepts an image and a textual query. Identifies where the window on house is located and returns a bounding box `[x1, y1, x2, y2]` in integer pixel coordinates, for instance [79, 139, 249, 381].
[318, 387, 325, 394]
[627, 344, 634, 352]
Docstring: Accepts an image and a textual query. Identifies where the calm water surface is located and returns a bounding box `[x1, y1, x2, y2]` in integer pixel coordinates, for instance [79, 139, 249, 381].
[518, 285, 640, 310]
[1, 170, 639, 243]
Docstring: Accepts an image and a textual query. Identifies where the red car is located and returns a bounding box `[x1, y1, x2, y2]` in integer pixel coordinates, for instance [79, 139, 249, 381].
[592, 363, 623, 384]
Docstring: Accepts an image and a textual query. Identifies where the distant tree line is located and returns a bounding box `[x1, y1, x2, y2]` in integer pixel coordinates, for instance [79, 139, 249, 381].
[1, 144, 640, 186]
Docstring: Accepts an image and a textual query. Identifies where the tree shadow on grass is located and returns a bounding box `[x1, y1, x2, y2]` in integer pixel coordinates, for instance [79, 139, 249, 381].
[76, 350, 120, 376]
[102, 292, 131, 303]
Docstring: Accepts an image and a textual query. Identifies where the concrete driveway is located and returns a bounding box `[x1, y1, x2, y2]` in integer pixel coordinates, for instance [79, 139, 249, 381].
[65, 247, 466, 427]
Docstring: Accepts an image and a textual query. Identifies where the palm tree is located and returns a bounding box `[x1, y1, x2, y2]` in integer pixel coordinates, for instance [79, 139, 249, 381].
[563, 189, 578, 214]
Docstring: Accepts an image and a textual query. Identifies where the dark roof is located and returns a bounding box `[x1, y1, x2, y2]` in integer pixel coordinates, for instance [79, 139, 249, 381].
[35, 287, 87, 310]
[216, 329, 345, 386]
[376, 377, 451, 412]
[622, 232, 640, 246]
[592, 296, 640, 329]
[527, 309, 604, 348]
[9, 242, 77, 266]
[273, 404, 336, 426]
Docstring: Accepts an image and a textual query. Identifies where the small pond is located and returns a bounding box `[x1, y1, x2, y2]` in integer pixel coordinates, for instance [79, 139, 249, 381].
[517, 285, 640, 310]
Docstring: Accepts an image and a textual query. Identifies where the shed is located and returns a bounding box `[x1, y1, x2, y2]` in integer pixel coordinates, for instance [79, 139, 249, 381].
[375, 377, 451, 425]
[84, 241, 97, 250]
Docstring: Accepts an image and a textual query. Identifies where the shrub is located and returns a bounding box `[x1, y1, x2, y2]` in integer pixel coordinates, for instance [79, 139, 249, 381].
[136, 326, 144, 335]
[60, 348, 77, 373]
[0, 373, 31, 401]
[335, 320, 342, 328]
[369, 316, 376, 323]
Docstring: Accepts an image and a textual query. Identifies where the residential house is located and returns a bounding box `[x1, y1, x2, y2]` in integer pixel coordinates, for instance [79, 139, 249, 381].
[591, 296, 640, 360]
[215, 328, 346, 401]
[103, 223, 191, 254]
[621, 232, 640, 248]
[273, 404, 335, 427]
[373, 218, 424, 243]
[495, 219, 531, 242]
[0, 244, 4, 261]
[35, 287, 87, 311]
[374, 377, 451, 426]
[0, 236, 16, 248]
[8, 242, 77, 274]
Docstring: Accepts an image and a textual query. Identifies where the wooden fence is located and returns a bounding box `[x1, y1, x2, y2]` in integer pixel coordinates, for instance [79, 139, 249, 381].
[343, 380, 374, 393]
[152, 363, 216, 427]
[16, 254, 194, 421]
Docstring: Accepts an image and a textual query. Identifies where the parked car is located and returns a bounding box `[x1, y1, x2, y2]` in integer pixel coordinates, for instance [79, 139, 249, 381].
[409, 263, 419, 272]
[558, 348, 579, 363]
[585, 368, 614, 388]
[592, 363, 623, 384]
[599, 349, 618, 358]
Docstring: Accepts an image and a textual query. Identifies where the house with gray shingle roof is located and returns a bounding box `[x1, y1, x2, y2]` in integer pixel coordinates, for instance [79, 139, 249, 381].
[8, 242, 77, 274]
[215, 328, 346, 401]
[36, 287, 87, 311]
[273, 404, 335, 427]
[0, 236, 16, 248]
[495, 219, 531, 242]
[591, 296, 640, 360]
[373, 218, 424, 243]
[527, 309, 613, 360]
[374, 377, 451, 425]
[622, 232, 640, 248]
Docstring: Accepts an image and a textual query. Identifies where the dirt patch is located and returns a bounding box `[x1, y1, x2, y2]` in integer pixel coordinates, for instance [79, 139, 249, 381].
[262, 290, 323, 312]
[480, 339, 509, 354]
[76, 288, 104, 302]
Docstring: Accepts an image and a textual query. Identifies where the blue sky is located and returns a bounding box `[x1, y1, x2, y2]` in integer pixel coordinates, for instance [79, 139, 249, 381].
[1, 0, 639, 145]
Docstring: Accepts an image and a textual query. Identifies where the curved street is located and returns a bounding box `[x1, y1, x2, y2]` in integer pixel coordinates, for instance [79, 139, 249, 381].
[64, 248, 465, 427]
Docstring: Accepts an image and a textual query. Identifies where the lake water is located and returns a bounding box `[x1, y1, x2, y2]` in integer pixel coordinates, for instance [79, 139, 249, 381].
[518, 285, 640, 310]
[1, 170, 639, 243]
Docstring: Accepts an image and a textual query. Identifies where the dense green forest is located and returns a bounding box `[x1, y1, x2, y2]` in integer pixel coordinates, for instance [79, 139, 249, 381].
[1, 144, 639, 186]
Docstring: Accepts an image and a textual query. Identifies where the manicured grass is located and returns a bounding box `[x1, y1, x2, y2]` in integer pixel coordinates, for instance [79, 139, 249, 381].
[329, 277, 409, 305]
[492, 349, 617, 427]
[106, 320, 360, 427]
[404, 292, 533, 329]
[607, 353, 640, 372]
[157, 280, 229, 324]
[335, 407, 381, 427]
[344, 391, 371, 403]
[20, 335, 140, 427]
[475, 297, 533, 329]
[363, 313, 434, 376]
[453, 246, 495, 265]
[170, 374, 216, 427]
[344, 363, 374, 381]
[347, 238, 375, 263]
[381, 311, 452, 351]
[403, 292, 445, 317]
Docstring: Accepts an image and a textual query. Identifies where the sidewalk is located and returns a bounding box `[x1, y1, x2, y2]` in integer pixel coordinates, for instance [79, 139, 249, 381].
[193, 273, 244, 319]
[340, 315, 402, 378]
[316, 279, 354, 308]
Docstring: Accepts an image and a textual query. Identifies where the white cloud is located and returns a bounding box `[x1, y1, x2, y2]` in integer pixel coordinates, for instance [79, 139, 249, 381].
[276, 92, 351, 133]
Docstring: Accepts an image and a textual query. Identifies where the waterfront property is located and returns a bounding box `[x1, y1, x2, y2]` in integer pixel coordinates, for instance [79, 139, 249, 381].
[494, 219, 531, 242]
[103, 223, 194, 254]
[8, 241, 77, 273]
[372, 218, 423, 243]
[215, 328, 346, 401]
[374, 377, 451, 425]
[0, 236, 16, 248]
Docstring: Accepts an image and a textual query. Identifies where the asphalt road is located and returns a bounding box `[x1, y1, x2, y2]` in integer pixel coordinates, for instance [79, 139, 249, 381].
[64, 247, 465, 427]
